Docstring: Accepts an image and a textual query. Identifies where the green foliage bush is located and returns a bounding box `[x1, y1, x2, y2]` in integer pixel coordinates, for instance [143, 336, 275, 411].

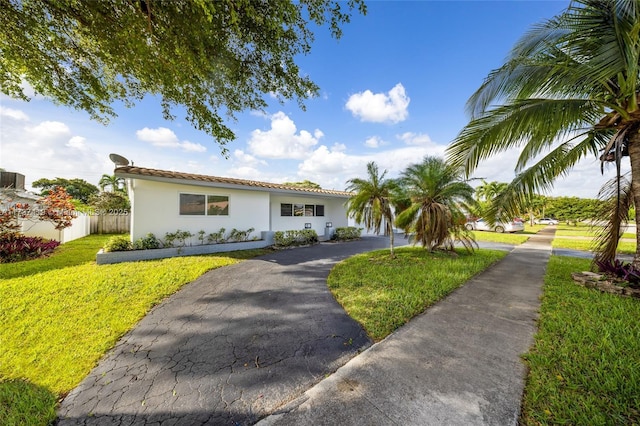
[133, 233, 162, 250]
[103, 235, 132, 252]
[227, 227, 255, 242]
[273, 229, 318, 247]
[163, 230, 193, 247]
[333, 227, 362, 241]
[207, 228, 227, 244]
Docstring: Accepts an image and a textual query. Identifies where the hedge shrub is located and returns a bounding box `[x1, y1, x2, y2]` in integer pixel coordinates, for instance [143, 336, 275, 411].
[273, 229, 318, 247]
[103, 235, 132, 252]
[332, 227, 362, 241]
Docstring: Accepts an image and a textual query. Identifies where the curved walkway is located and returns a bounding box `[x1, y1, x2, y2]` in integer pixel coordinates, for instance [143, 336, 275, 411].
[258, 227, 555, 425]
[57, 236, 411, 425]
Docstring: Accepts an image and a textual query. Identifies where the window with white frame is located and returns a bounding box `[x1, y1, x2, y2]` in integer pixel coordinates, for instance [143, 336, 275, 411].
[280, 203, 324, 217]
[180, 193, 229, 216]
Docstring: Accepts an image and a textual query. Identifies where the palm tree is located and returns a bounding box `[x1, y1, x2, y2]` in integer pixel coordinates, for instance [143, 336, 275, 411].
[345, 162, 398, 257]
[475, 180, 509, 202]
[98, 174, 125, 193]
[447, 0, 640, 266]
[395, 156, 476, 252]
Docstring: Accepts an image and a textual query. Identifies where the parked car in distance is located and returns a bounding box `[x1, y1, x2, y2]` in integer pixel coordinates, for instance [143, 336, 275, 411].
[465, 218, 525, 233]
[536, 218, 559, 225]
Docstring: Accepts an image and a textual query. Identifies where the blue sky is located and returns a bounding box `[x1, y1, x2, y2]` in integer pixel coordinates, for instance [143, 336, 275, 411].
[0, 1, 619, 197]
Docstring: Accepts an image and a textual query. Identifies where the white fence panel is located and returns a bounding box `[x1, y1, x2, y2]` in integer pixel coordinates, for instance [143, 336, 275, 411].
[20, 213, 90, 243]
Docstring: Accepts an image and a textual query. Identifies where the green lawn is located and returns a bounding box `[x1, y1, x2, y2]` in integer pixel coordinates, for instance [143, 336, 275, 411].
[0, 235, 268, 426]
[555, 224, 635, 239]
[521, 256, 640, 424]
[327, 247, 507, 341]
[552, 237, 636, 254]
[470, 230, 530, 245]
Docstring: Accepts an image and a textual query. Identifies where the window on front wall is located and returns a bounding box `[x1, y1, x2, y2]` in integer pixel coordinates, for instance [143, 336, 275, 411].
[180, 193, 229, 216]
[280, 203, 325, 217]
[207, 195, 229, 215]
[281, 203, 293, 216]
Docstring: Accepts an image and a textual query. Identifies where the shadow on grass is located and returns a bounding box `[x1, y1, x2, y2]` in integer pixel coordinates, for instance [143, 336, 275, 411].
[0, 234, 117, 280]
[0, 379, 57, 426]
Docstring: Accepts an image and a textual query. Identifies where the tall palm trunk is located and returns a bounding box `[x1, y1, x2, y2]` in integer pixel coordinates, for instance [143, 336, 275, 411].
[386, 216, 395, 257]
[627, 132, 640, 268]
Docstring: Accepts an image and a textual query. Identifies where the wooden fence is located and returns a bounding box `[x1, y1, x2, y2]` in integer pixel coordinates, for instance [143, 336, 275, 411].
[90, 214, 130, 234]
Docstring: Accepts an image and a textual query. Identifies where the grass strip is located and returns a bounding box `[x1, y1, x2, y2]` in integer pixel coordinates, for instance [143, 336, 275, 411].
[327, 247, 507, 341]
[0, 235, 268, 425]
[0, 234, 116, 279]
[552, 238, 635, 254]
[470, 231, 530, 245]
[521, 256, 640, 424]
[555, 225, 635, 239]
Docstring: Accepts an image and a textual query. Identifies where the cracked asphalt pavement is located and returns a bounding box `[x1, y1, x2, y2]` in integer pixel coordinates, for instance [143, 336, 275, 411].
[57, 236, 409, 425]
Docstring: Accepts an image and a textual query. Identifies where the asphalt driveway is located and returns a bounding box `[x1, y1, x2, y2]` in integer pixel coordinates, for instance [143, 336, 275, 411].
[57, 236, 410, 425]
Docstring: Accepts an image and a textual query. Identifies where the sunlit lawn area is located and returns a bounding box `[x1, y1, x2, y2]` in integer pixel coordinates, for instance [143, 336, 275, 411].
[468, 223, 543, 245]
[470, 230, 530, 245]
[0, 235, 269, 426]
[521, 256, 640, 424]
[555, 224, 635, 239]
[327, 247, 507, 341]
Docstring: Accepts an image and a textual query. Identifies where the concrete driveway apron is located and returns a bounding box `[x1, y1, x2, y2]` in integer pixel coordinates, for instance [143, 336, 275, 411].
[57, 236, 409, 426]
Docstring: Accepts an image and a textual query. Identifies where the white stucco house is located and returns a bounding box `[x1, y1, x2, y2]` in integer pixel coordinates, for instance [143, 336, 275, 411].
[114, 165, 353, 243]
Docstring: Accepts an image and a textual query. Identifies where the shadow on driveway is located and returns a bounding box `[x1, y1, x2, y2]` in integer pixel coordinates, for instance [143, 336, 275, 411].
[57, 236, 408, 425]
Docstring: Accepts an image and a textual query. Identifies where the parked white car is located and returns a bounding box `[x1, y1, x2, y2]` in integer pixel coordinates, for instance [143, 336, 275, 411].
[536, 218, 559, 225]
[465, 218, 525, 233]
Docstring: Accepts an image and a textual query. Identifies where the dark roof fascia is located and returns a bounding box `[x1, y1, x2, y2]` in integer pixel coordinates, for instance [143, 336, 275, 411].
[115, 168, 353, 199]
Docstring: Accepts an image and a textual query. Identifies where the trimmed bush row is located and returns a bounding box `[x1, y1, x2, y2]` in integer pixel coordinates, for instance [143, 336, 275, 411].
[104, 228, 257, 252]
[332, 227, 362, 241]
[273, 229, 318, 247]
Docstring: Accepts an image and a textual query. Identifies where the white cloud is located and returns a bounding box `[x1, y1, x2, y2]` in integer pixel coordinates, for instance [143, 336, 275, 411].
[233, 149, 267, 168]
[398, 132, 433, 146]
[247, 111, 322, 159]
[66, 136, 87, 150]
[364, 136, 385, 148]
[180, 140, 207, 153]
[0, 117, 108, 188]
[136, 127, 206, 153]
[345, 83, 410, 123]
[0, 106, 29, 121]
[136, 127, 179, 147]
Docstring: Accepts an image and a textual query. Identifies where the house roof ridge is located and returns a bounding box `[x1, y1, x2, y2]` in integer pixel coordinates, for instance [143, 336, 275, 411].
[114, 165, 353, 197]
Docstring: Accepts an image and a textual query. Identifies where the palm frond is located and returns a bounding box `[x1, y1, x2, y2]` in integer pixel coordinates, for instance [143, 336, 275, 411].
[448, 98, 604, 175]
[592, 173, 634, 265]
[485, 133, 603, 221]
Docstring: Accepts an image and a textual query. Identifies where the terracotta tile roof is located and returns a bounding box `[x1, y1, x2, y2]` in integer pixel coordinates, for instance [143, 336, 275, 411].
[115, 166, 353, 197]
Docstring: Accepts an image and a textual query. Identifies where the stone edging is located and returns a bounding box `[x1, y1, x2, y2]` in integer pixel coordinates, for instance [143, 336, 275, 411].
[96, 231, 274, 265]
[572, 272, 640, 299]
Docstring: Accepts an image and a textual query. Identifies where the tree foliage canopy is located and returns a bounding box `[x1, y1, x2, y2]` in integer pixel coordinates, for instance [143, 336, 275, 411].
[0, 0, 365, 154]
[395, 157, 476, 252]
[345, 161, 397, 255]
[32, 178, 99, 203]
[283, 180, 322, 189]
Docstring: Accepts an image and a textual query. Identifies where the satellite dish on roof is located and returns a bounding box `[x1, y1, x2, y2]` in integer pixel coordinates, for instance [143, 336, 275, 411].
[109, 153, 130, 166]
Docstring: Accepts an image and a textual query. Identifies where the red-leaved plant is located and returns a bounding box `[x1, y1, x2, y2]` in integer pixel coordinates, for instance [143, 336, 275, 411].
[0, 233, 60, 263]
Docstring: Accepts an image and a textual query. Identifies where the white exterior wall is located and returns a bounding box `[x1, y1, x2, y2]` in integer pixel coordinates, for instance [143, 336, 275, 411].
[129, 179, 270, 242]
[269, 194, 349, 236]
[20, 214, 90, 243]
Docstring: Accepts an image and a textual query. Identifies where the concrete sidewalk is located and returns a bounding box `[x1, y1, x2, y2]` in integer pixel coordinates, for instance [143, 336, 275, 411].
[258, 227, 555, 425]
